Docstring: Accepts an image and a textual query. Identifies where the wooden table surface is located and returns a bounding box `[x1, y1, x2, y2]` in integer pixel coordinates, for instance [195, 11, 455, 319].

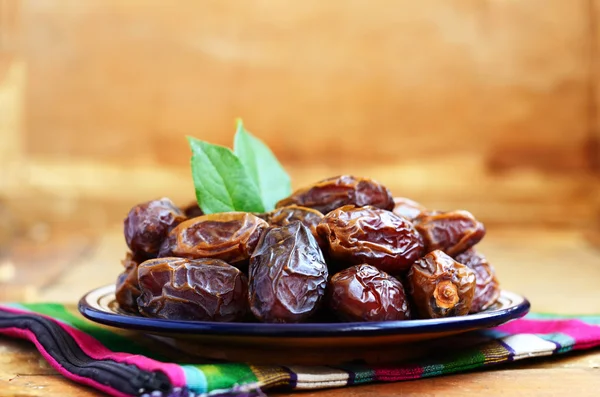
[1, 226, 600, 396]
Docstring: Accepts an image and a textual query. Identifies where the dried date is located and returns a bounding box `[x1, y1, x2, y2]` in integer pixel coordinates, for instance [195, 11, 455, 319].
[317, 205, 424, 274]
[158, 212, 268, 267]
[115, 252, 142, 313]
[137, 257, 248, 321]
[276, 175, 394, 214]
[328, 264, 411, 322]
[414, 210, 485, 256]
[455, 248, 501, 313]
[263, 205, 326, 249]
[253, 212, 271, 222]
[124, 198, 186, 258]
[407, 250, 476, 318]
[248, 221, 328, 323]
[392, 197, 427, 221]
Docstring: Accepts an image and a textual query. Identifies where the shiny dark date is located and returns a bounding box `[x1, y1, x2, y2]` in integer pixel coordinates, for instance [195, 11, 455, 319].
[124, 198, 186, 258]
[248, 222, 328, 323]
[136, 257, 248, 321]
[414, 210, 485, 256]
[317, 205, 424, 274]
[392, 197, 427, 221]
[158, 212, 268, 267]
[407, 250, 476, 318]
[328, 264, 411, 322]
[276, 175, 394, 214]
[455, 248, 501, 313]
[263, 205, 326, 249]
[115, 252, 142, 313]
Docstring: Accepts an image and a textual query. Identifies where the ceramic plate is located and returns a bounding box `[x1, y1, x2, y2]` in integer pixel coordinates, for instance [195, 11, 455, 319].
[79, 284, 529, 364]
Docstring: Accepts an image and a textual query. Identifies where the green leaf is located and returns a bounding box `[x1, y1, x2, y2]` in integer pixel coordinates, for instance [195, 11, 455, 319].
[233, 119, 292, 211]
[187, 136, 265, 214]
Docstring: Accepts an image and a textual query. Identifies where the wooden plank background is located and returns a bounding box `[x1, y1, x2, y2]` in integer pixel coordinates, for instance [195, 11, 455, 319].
[1, 0, 599, 238]
[2, 7, 600, 395]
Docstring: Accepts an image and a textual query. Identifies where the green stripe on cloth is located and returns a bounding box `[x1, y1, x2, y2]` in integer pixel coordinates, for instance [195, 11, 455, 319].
[351, 368, 375, 384]
[196, 363, 258, 391]
[424, 348, 487, 377]
[19, 303, 157, 357]
[333, 364, 375, 385]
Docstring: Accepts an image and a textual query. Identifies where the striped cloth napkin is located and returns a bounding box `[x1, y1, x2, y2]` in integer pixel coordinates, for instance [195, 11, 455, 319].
[1, 303, 599, 397]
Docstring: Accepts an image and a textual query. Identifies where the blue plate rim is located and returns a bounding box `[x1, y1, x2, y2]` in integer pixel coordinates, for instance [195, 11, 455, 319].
[78, 285, 530, 337]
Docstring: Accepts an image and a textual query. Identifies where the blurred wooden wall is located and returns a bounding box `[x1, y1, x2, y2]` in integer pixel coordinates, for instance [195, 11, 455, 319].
[1, 0, 599, 237]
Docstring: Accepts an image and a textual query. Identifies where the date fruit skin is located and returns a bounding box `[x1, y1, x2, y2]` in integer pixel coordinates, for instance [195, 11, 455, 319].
[407, 250, 476, 318]
[248, 221, 328, 323]
[263, 205, 326, 249]
[455, 248, 501, 313]
[158, 212, 268, 267]
[276, 175, 394, 214]
[329, 264, 411, 322]
[253, 212, 271, 222]
[414, 210, 485, 256]
[124, 198, 186, 258]
[137, 257, 248, 321]
[115, 252, 142, 313]
[392, 197, 427, 221]
[317, 205, 424, 274]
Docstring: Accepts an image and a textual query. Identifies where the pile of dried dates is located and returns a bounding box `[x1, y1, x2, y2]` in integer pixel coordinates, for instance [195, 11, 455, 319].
[116, 175, 500, 323]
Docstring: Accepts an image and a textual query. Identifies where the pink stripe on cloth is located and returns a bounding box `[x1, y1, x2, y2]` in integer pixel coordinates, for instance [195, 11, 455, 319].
[2, 306, 186, 388]
[3, 327, 131, 397]
[496, 319, 600, 350]
[373, 364, 424, 381]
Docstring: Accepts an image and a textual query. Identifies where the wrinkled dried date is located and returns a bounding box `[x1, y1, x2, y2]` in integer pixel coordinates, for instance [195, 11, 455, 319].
[407, 250, 476, 318]
[329, 264, 411, 322]
[317, 205, 424, 274]
[392, 197, 427, 221]
[276, 175, 394, 214]
[414, 210, 485, 256]
[158, 212, 268, 267]
[253, 212, 271, 222]
[115, 252, 142, 313]
[124, 198, 186, 258]
[248, 222, 328, 323]
[455, 248, 501, 313]
[263, 205, 326, 249]
[137, 257, 248, 321]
